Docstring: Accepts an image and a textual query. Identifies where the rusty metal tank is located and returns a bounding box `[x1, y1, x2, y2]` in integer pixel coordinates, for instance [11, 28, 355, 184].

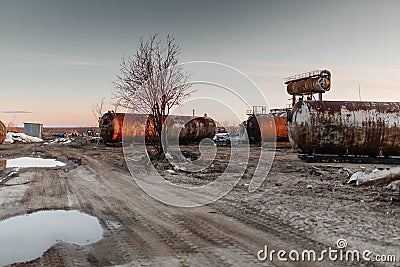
[99, 112, 147, 144]
[285, 70, 331, 95]
[0, 121, 6, 144]
[246, 109, 289, 143]
[99, 112, 217, 145]
[289, 101, 400, 156]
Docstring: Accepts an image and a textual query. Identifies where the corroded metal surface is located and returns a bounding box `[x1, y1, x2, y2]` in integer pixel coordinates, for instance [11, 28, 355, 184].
[289, 101, 400, 156]
[99, 112, 147, 144]
[298, 154, 400, 164]
[246, 112, 289, 143]
[0, 121, 6, 145]
[286, 70, 331, 95]
[99, 112, 217, 145]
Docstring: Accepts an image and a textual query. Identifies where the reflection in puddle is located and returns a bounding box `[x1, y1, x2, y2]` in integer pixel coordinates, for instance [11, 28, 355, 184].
[0, 210, 104, 266]
[1, 157, 66, 168]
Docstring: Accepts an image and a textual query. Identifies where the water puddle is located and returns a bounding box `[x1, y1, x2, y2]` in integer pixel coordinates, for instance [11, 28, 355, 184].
[0, 210, 104, 266]
[1, 157, 66, 169]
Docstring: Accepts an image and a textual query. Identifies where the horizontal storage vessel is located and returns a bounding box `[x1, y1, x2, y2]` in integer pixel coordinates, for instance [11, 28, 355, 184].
[289, 101, 400, 156]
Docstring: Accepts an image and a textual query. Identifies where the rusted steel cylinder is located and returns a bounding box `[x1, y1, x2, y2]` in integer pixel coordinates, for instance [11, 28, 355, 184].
[99, 112, 217, 145]
[99, 112, 147, 144]
[246, 114, 288, 143]
[0, 121, 6, 144]
[286, 70, 331, 95]
[176, 116, 217, 143]
[289, 101, 400, 156]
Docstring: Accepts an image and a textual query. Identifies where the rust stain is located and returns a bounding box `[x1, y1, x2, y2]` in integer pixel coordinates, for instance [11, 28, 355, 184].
[286, 70, 331, 96]
[246, 113, 289, 143]
[289, 101, 400, 156]
[0, 121, 6, 145]
[99, 112, 217, 145]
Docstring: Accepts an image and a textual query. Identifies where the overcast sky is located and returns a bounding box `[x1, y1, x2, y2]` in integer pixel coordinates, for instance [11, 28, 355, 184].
[1, 0, 400, 126]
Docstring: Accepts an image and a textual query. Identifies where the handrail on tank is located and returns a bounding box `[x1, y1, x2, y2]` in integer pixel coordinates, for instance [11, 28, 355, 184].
[285, 70, 329, 84]
[246, 106, 267, 116]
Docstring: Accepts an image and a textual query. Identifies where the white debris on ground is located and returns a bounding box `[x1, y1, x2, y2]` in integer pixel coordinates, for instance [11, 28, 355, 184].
[371, 168, 380, 173]
[166, 169, 176, 175]
[354, 166, 400, 187]
[347, 171, 364, 184]
[43, 138, 73, 145]
[0, 170, 19, 183]
[4, 132, 43, 144]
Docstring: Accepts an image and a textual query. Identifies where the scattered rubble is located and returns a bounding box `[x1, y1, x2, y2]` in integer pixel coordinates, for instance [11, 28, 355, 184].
[347, 171, 363, 184]
[44, 138, 73, 145]
[356, 166, 400, 186]
[387, 180, 400, 191]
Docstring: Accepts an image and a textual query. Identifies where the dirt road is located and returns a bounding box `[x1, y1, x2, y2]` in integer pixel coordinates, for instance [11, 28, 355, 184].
[0, 141, 399, 266]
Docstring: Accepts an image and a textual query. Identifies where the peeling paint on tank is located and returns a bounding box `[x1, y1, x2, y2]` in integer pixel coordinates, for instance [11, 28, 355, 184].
[289, 101, 400, 156]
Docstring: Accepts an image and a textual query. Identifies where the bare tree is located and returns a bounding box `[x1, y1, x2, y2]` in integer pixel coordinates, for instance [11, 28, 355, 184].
[113, 34, 192, 155]
[112, 99, 121, 113]
[6, 114, 18, 132]
[91, 97, 106, 123]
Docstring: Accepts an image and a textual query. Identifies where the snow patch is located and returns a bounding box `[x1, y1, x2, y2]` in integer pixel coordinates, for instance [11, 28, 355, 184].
[4, 132, 43, 143]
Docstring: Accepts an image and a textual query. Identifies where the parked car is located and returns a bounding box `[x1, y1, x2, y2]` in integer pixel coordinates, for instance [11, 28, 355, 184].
[213, 132, 231, 145]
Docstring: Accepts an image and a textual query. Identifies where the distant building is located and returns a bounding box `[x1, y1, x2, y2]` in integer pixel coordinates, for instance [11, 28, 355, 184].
[24, 122, 43, 138]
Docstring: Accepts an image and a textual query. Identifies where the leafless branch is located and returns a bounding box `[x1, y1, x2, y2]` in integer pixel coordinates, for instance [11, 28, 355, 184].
[92, 97, 106, 122]
[112, 34, 193, 155]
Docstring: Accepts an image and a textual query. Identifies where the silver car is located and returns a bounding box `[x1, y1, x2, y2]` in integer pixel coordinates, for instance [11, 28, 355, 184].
[213, 133, 231, 145]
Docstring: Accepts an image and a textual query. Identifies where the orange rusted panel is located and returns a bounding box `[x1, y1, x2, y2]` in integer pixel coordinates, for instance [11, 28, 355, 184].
[274, 116, 289, 142]
[0, 121, 6, 144]
[289, 101, 400, 156]
[246, 113, 289, 143]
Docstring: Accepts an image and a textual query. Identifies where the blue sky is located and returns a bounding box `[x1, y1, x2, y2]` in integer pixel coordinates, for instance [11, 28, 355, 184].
[1, 0, 400, 126]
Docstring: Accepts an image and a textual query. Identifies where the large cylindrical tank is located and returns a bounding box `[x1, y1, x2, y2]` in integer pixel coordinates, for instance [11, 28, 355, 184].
[99, 112, 147, 144]
[246, 113, 289, 143]
[0, 121, 6, 144]
[177, 116, 217, 143]
[289, 101, 400, 156]
[286, 70, 331, 95]
[99, 112, 217, 145]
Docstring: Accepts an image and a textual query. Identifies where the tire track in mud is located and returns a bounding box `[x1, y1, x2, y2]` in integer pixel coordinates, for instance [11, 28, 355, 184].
[208, 197, 377, 267]
[20, 169, 70, 213]
[63, 154, 267, 266]
[69, 158, 196, 265]
[172, 213, 265, 266]
[9, 148, 379, 266]
[57, 153, 316, 266]
[66, 169, 146, 265]
[66, 154, 195, 265]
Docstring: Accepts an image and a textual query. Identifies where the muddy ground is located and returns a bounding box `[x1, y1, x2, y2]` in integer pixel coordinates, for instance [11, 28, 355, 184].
[0, 139, 399, 266]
